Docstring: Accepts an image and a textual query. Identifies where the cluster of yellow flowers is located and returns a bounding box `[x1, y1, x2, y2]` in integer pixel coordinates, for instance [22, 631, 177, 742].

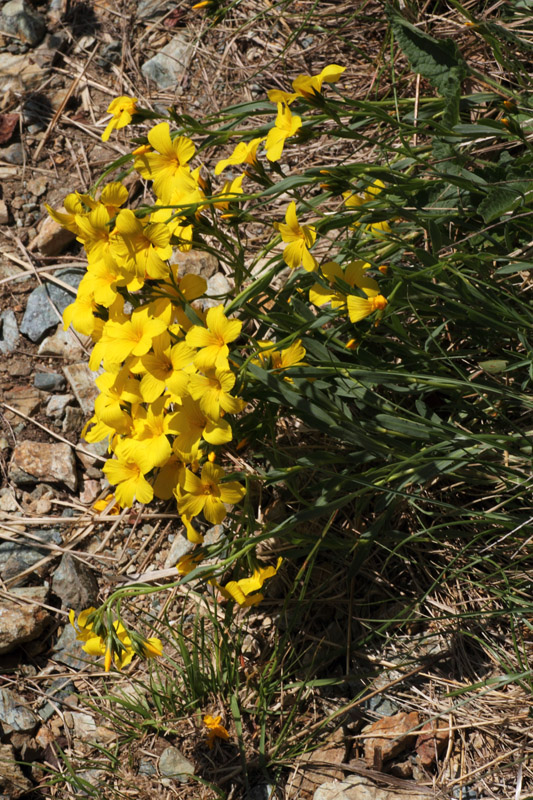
[50, 61, 394, 675]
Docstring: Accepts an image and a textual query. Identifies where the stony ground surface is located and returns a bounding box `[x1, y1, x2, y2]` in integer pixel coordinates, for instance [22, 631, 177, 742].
[0, 2, 530, 799]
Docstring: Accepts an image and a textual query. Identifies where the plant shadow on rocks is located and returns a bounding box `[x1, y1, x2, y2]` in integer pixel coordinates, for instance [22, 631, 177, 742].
[63, 0, 101, 38]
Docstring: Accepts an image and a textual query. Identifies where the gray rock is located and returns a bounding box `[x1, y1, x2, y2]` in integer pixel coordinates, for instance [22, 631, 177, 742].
[171, 247, 218, 279]
[141, 34, 193, 90]
[28, 213, 76, 256]
[0, 308, 19, 354]
[62, 405, 85, 434]
[37, 677, 74, 721]
[200, 272, 233, 309]
[0, 743, 33, 798]
[53, 623, 91, 670]
[37, 326, 88, 360]
[63, 362, 99, 415]
[137, 0, 175, 18]
[0, 585, 51, 655]
[0, 0, 46, 47]
[9, 440, 78, 491]
[1, 142, 23, 165]
[0, 51, 48, 94]
[313, 776, 416, 800]
[46, 393, 74, 418]
[19, 269, 83, 342]
[0, 488, 18, 512]
[52, 553, 98, 610]
[97, 39, 121, 68]
[159, 746, 195, 782]
[0, 687, 39, 733]
[139, 758, 157, 776]
[0, 528, 62, 586]
[34, 371, 66, 391]
[365, 694, 400, 718]
[27, 176, 48, 197]
[164, 532, 194, 568]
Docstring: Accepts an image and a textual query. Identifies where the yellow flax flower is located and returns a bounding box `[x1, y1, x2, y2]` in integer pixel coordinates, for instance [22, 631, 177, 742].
[275, 201, 317, 271]
[102, 440, 154, 507]
[343, 179, 392, 236]
[188, 368, 245, 421]
[134, 122, 196, 203]
[96, 307, 168, 370]
[168, 395, 233, 453]
[265, 102, 302, 162]
[177, 462, 245, 525]
[217, 558, 282, 607]
[309, 260, 379, 310]
[186, 304, 242, 371]
[111, 209, 172, 284]
[347, 293, 388, 323]
[213, 173, 245, 211]
[292, 64, 346, 98]
[215, 137, 264, 175]
[101, 96, 138, 142]
[204, 715, 230, 749]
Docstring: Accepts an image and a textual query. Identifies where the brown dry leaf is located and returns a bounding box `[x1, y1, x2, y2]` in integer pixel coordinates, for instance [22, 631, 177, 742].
[164, 8, 185, 27]
[0, 113, 19, 145]
[363, 711, 420, 768]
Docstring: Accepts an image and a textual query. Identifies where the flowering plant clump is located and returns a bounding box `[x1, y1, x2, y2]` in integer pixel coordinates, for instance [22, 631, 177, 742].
[45, 60, 401, 668]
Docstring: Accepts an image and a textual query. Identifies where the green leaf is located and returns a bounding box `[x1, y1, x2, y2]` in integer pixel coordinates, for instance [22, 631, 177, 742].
[478, 359, 508, 374]
[478, 183, 532, 223]
[387, 8, 467, 127]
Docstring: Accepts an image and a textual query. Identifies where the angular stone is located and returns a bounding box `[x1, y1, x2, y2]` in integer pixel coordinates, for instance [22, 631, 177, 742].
[79, 479, 101, 505]
[313, 775, 418, 800]
[46, 393, 73, 418]
[171, 248, 218, 279]
[37, 325, 88, 360]
[0, 528, 62, 586]
[0, 585, 50, 654]
[198, 272, 233, 311]
[34, 371, 65, 391]
[415, 720, 449, 769]
[0, 488, 18, 512]
[9, 440, 77, 490]
[28, 214, 76, 256]
[3, 385, 41, 420]
[52, 624, 90, 671]
[62, 405, 85, 433]
[27, 176, 48, 197]
[164, 532, 194, 568]
[7, 357, 32, 377]
[137, 0, 175, 19]
[0, 308, 19, 354]
[289, 736, 346, 798]
[0, 198, 9, 225]
[362, 711, 419, 768]
[159, 746, 195, 782]
[1, 141, 23, 165]
[63, 362, 99, 415]
[141, 34, 193, 90]
[0, 687, 39, 733]
[52, 553, 98, 610]
[0, 0, 46, 46]
[0, 743, 32, 797]
[0, 52, 47, 94]
[19, 270, 83, 342]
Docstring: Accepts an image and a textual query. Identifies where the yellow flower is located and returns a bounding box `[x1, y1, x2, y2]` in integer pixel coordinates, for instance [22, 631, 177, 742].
[92, 494, 120, 515]
[203, 715, 230, 749]
[215, 137, 264, 175]
[309, 260, 379, 310]
[176, 551, 204, 575]
[213, 172, 245, 211]
[102, 440, 154, 508]
[101, 96, 138, 142]
[343, 179, 392, 236]
[168, 395, 233, 454]
[134, 122, 195, 203]
[186, 305, 242, 371]
[111, 209, 172, 284]
[275, 201, 317, 271]
[188, 368, 244, 421]
[217, 558, 282, 607]
[96, 307, 168, 370]
[292, 64, 345, 98]
[265, 102, 302, 162]
[347, 293, 388, 323]
[141, 637, 164, 658]
[177, 462, 245, 524]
